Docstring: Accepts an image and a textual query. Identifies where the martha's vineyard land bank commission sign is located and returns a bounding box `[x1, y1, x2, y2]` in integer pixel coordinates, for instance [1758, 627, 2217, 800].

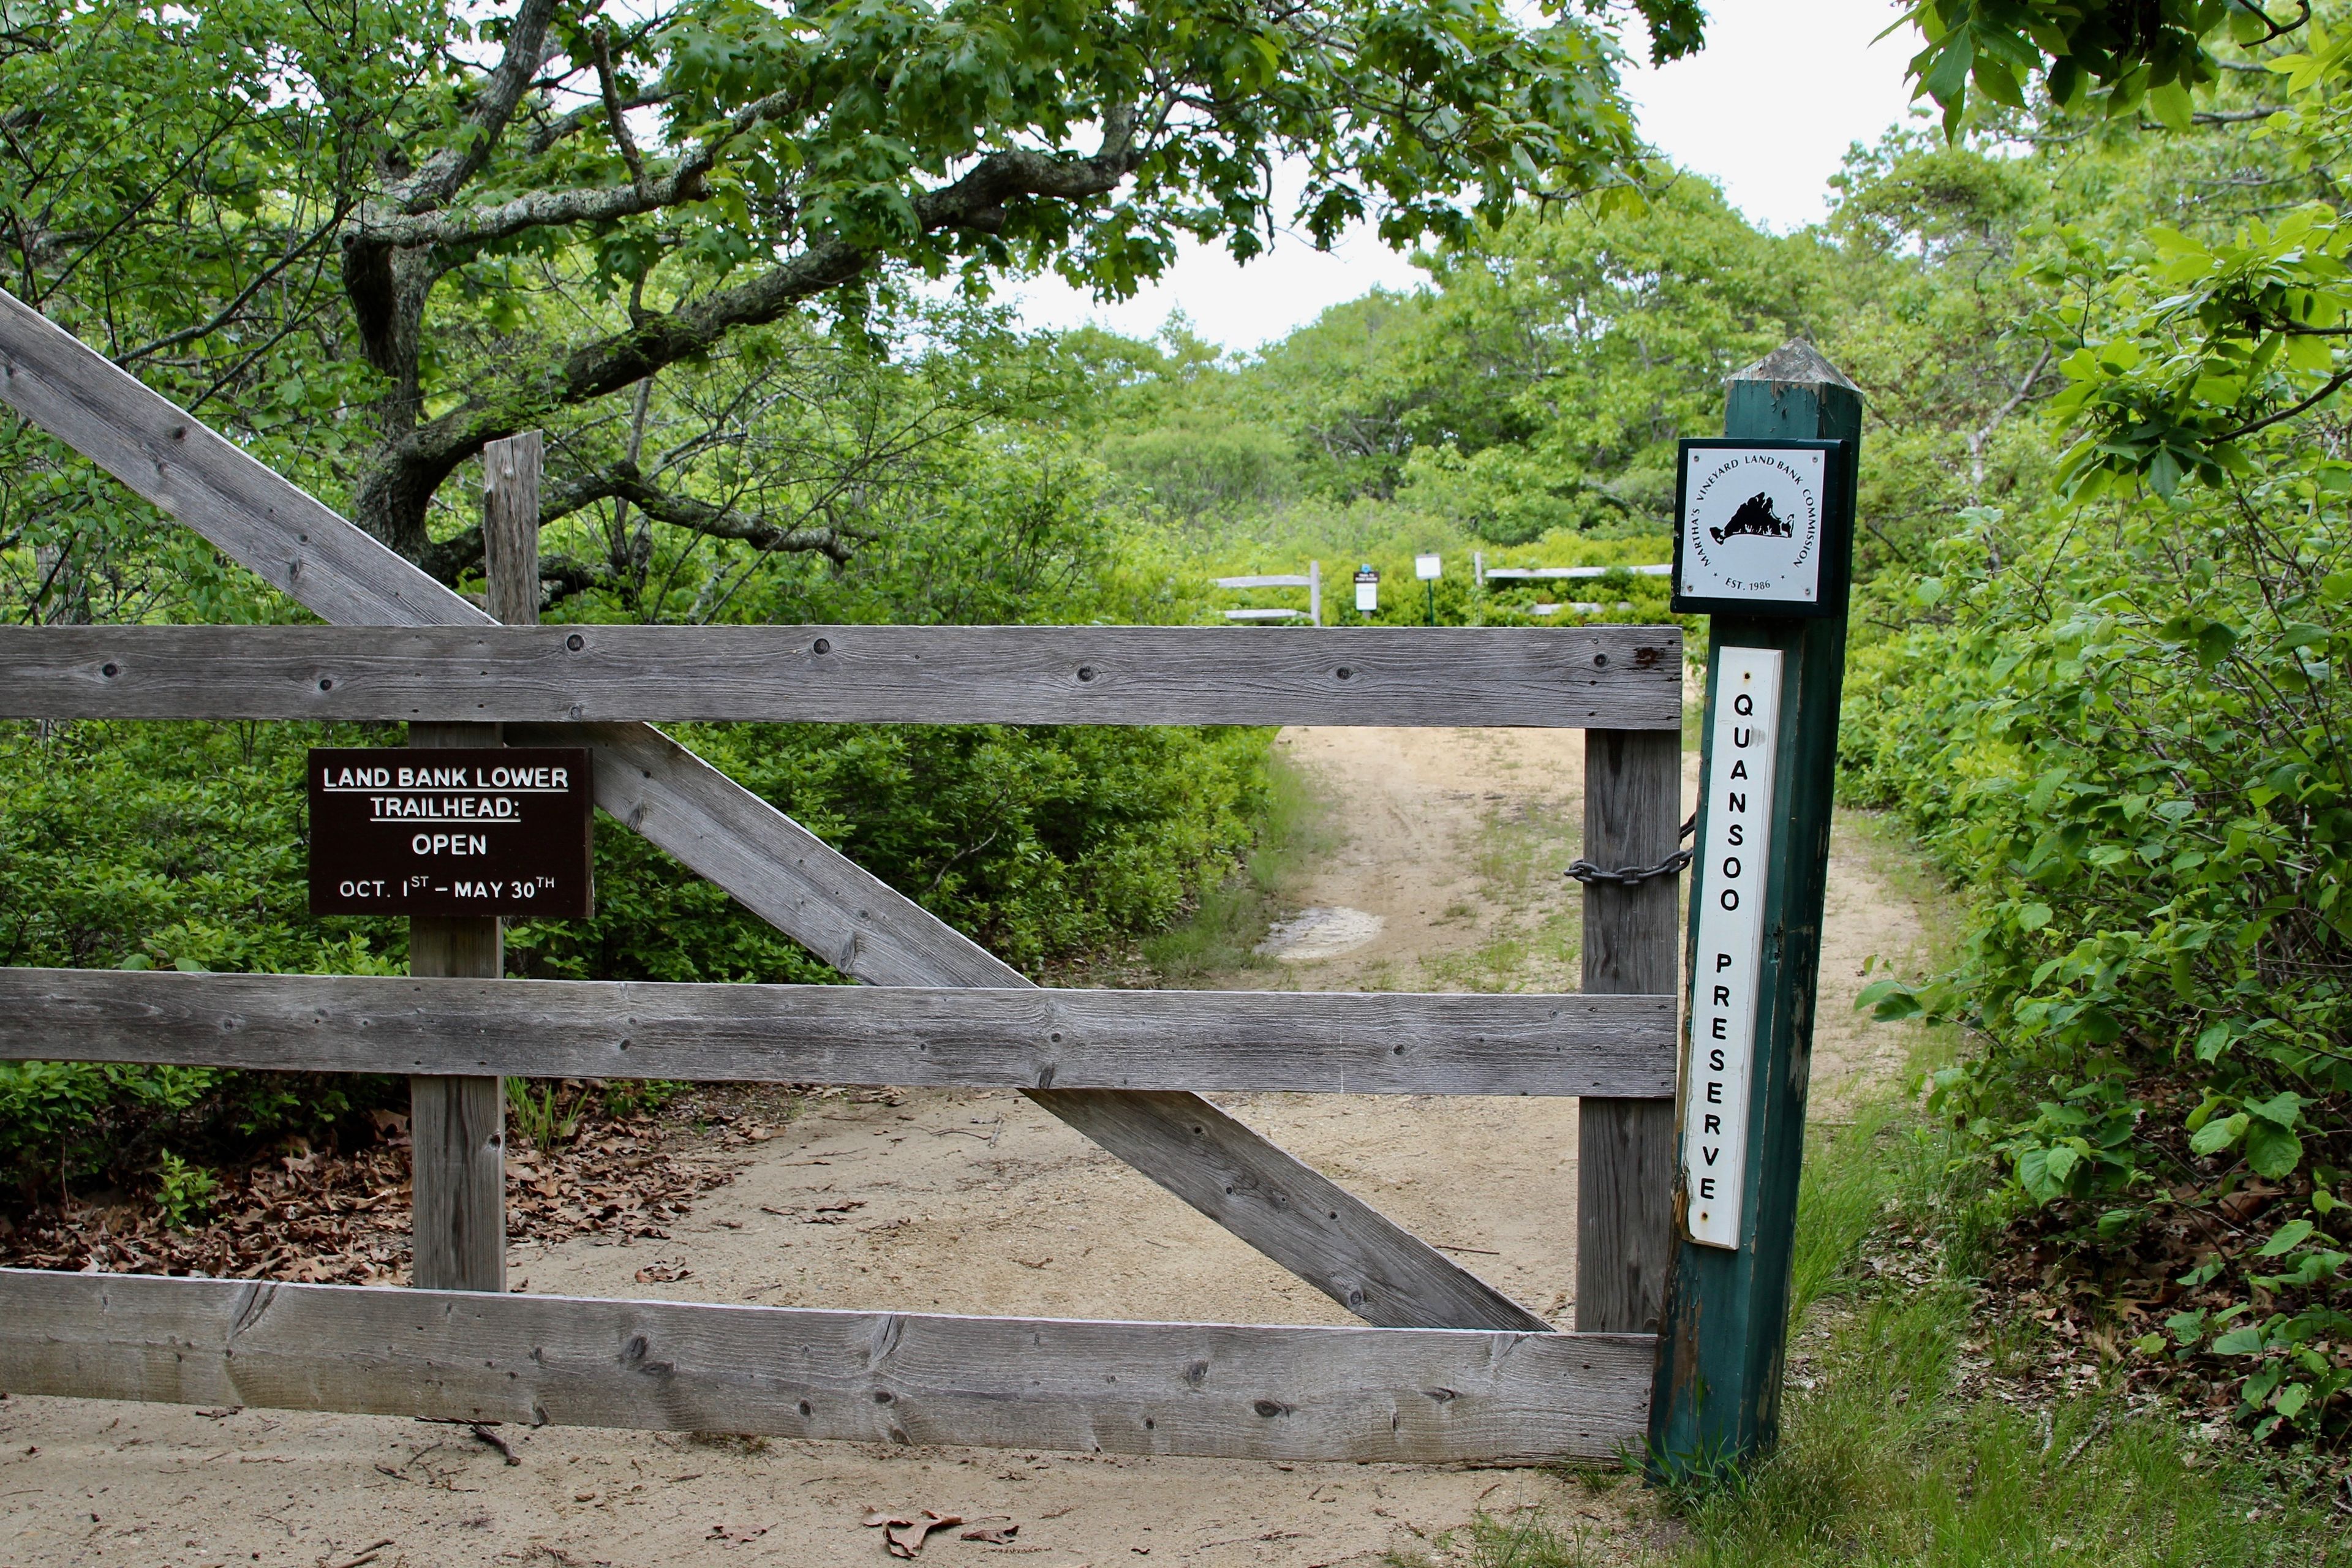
[308, 747, 594, 918]
[1670, 439, 1849, 617]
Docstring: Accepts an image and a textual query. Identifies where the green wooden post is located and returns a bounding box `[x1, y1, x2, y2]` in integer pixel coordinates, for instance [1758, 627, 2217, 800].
[1649, 341, 1861, 1475]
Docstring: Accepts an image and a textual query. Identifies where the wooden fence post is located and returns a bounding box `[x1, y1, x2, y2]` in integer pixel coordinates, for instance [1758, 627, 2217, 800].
[408, 429, 541, 1292]
[1649, 342, 1861, 1472]
[1577, 734, 1681, 1333]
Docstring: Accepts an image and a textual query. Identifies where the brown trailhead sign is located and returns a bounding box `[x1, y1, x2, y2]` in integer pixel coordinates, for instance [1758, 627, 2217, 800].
[308, 747, 594, 918]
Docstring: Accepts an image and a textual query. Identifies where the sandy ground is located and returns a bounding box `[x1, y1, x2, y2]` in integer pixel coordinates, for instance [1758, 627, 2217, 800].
[0, 727, 1937, 1567]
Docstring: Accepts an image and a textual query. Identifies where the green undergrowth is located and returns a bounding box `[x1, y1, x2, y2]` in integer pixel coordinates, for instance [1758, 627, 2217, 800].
[0, 714, 1270, 1201]
[1656, 1111, 2333, 1566]
[1416, 1054, 2343, 1567]
[1407, 814, 2340, 1565]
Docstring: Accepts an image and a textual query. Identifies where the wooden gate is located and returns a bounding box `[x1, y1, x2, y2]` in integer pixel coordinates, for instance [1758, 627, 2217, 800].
[0, 290, 1683, 1464]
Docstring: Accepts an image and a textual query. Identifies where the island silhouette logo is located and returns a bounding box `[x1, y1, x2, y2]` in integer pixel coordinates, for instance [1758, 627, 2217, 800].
[1708, 491, 1793, 546]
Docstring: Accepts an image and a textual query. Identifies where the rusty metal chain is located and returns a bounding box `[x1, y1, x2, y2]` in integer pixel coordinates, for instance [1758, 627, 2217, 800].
[1562, 812, 1698, 887]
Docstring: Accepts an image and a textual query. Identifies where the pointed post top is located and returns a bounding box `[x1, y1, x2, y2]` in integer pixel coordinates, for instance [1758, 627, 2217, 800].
[1726, 338, 1858, 393]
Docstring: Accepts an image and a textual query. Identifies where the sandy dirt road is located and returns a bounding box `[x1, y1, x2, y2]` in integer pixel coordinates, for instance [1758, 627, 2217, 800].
[0, 726, 1934, 1567]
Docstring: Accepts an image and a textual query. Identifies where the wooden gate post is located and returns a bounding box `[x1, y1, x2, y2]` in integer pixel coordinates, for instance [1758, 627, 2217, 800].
[1649, 343, 1860, 1474]
[408, 430, 541, 1292]
[1576, 733, 1679, 1335]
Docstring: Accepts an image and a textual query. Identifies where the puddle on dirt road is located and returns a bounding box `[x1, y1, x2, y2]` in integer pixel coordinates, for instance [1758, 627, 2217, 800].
[1255, 904, 1384, 962]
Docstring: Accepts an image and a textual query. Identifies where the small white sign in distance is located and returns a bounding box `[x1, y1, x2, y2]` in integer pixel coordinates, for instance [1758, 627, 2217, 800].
[1354, 568, 1379, 613]
[1678, 446, 1826, 609]
[1414, 553, 1442, 581]
[1681, 645, 1785, 1250]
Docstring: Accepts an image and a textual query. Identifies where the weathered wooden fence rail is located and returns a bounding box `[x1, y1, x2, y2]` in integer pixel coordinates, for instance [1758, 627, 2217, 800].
[0, 1270, 1653, 1463]
[0, 284, 1691, 1465]
[0, 969, 1676, 1096]
[0, 623, 1679, 727]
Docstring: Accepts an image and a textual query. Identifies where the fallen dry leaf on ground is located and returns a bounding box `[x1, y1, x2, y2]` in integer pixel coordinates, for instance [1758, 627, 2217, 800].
[864, 1509, 989, 1558]
[0, 1085, 782, 1286]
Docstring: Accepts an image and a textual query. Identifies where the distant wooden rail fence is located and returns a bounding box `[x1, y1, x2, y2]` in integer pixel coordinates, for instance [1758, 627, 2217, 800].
[1216, 564, 1321, 624]
[0, 285, 1685, 1466]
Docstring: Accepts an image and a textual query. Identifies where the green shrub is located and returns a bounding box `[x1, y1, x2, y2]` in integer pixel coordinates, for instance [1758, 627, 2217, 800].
[151, 1150, 219, 1229]
[1845, 488, 2352, 1444]
[0, 712, 1270, 1197]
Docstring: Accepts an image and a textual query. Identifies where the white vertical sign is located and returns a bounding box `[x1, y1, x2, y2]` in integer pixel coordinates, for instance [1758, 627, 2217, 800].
[1681, 646, 1784, 1250]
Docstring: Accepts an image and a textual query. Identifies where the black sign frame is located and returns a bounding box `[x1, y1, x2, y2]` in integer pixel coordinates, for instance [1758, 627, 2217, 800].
[1668, 437, 1853, 620]
[308, 746, 595, 918]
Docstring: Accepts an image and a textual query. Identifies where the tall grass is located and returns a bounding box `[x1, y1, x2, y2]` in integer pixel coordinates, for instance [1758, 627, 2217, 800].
[1411, 1061, 2344, 1567]
[1140, 744, 1335, 985]
[1662, 1104, 2333, 1567]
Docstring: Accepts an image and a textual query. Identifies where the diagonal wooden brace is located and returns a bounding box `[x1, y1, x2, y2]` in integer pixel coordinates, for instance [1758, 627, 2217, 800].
[0, 288, 1545, 1333]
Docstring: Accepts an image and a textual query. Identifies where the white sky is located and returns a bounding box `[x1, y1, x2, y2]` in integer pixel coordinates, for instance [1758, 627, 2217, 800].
[1006, 0, 1924, 350]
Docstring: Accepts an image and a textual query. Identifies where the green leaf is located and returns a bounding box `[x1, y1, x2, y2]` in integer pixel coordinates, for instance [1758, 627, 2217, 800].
[1972, 56, 2027, 109]
[2018, 902, 2054, 932]
[2212, 1326, 2269, 1355]
[2245, 1090, 2305, 1128]
[1856, 978, 1924, 1020]
[2044, 1143, 2081, 1185]
[2274, 1381, 2312, 1420]
[2258, 1219, 2316, 1257]
[1921, 31, 1976, 105]
[2016, 1145, 2068, 1203]
[2190, 1112, 2247, 1156]
[2283, 330, 2334, 374]
[2245, 1118, 2305, 1178]
[2147, 78, 2194, 132]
